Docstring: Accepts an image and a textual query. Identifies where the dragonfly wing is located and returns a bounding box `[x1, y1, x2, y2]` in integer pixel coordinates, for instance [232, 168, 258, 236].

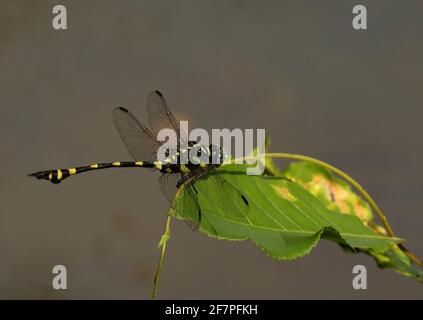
[199, 167, 250, 219]
[181, 181, 201, 231]
[219, 177, 250, 217]
[158, 173, 181, 203]
[146, 90, 188, 145]
[112, 106, 159, 162]
[158, 173, 200, 231]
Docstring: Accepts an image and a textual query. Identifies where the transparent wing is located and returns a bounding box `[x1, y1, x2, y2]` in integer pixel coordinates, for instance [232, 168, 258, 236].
[219, 177, 250, 217]
[112, 106, 160, 162]
[182, 182, 201, 231]
[197, 167, 249, 219]
[158, 173, 200, 231]
[146, 90, 188, 145]
[158, 173, 182, 203]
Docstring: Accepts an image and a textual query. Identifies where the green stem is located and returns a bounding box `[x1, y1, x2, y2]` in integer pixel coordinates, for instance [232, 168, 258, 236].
[151, 213, 172, 299]
[224, 152, 422, 266]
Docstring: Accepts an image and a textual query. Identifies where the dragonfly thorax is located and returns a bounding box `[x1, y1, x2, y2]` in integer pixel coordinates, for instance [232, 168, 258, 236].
[159, 143, 227, 174]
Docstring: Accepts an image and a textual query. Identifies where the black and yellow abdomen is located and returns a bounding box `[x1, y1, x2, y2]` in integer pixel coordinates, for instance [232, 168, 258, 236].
[28, 161, 155, 184]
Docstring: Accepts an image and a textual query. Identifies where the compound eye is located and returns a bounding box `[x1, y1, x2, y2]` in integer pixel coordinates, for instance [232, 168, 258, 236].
[196, 148, 203, 157]
[188, 144, 206, 164]
[209, 144, 219, 154]
[208, 146, 226, 164]
[220, 148, 228, 162]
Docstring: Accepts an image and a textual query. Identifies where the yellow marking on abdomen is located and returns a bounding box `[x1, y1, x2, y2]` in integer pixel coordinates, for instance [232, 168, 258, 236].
[112, 162, 121, 166]
[135, 161, 143, 166]
[48, 173, 53, 180]
[90, 164, 99, 168]
[68, 168, 77, 175]
[180, 164, 191, 173]
[154, 161, 162, 170]
[57, 169, 62, 180]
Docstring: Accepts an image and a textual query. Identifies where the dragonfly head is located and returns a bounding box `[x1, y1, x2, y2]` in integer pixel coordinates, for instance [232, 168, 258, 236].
[186, 142, 227, 167]
[209, 144, 228, 167]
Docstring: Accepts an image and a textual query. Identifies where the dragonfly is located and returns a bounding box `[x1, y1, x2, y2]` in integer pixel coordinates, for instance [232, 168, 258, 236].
[28, 90, 249, 229]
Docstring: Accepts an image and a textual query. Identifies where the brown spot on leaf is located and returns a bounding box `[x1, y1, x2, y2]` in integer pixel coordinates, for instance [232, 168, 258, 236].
[329, 181, 351, 213]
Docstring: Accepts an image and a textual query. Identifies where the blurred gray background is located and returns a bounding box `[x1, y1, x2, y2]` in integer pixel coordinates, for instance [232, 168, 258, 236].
[0, 0, 422, 299]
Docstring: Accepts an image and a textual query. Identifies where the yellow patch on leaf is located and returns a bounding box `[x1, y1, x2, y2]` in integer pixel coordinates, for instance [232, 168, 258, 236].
[294, 174, 372, 224]
[272, 185, 297, 202]
[329, 181, 351, 213]
[372, 225, 388, 235]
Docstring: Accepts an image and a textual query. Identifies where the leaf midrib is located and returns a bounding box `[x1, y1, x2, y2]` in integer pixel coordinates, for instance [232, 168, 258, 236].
[202, 211, 402, 242]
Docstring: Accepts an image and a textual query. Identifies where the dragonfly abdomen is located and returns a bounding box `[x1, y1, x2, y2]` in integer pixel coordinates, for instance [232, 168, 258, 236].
[28, 161, 157, 184]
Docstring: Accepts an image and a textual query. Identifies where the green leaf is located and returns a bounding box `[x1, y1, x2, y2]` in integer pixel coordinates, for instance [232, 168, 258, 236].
[282, 161, 423, 282]
[170, 164, 401, 260]
[370, 246, 423, 282]
[282, 162, 374, 224]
